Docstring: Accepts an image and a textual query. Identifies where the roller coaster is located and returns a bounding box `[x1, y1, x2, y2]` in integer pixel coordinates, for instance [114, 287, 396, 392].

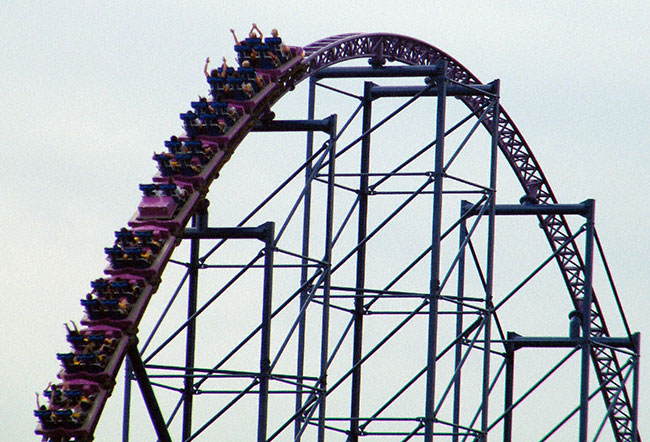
[34, 30, 641, 441]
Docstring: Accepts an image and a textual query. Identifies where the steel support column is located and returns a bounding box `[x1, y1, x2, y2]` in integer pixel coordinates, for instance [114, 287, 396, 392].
[349, 81, 373, 441]
[121, 358, 132, 442]
[482, 82, 500, 441]
[452, 210, 468, 442]
[295, 75, 317, 441]
[579, 199, 595, 442]
[258, 223, 276, 442]
[503, 333, 516, 442]
[632, 332, 640, 442]
[318, 115, 337, 442]
[182, 202, 208, 441]
[424, 62, 448, 442]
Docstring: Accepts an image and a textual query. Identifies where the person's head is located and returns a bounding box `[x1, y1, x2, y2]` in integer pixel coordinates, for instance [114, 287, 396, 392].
[271, 28, 279, 38]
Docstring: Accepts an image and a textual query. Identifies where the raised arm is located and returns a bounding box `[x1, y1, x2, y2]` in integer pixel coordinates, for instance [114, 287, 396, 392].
[220, 57, 229, 78]
[249, 23, 263, 39]
[230, 28, 241, 46]
[204, 57, 210, 78]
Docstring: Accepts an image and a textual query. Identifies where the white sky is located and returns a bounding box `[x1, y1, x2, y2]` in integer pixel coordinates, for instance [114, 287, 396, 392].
[1, 1, 648, 440]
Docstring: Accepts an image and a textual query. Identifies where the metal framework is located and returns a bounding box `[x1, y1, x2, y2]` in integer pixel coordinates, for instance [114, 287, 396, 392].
[118, 48, 641, 442]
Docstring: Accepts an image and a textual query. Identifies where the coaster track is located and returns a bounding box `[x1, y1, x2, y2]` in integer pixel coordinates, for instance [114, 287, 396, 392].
[33, 32, 638, 442]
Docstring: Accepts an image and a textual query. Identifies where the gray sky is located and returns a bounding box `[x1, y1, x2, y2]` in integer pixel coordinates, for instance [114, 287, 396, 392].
[2, 1, 648, 440]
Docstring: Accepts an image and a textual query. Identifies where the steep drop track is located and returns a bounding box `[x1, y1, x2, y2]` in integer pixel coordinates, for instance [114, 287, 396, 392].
[33, 32, 638, 442]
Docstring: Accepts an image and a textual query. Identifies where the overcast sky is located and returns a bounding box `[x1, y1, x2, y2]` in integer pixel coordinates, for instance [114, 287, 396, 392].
[2, 1, 648, 440]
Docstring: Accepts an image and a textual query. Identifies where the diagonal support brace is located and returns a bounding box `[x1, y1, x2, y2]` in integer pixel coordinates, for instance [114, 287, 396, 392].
[127, 344, 173, 442]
